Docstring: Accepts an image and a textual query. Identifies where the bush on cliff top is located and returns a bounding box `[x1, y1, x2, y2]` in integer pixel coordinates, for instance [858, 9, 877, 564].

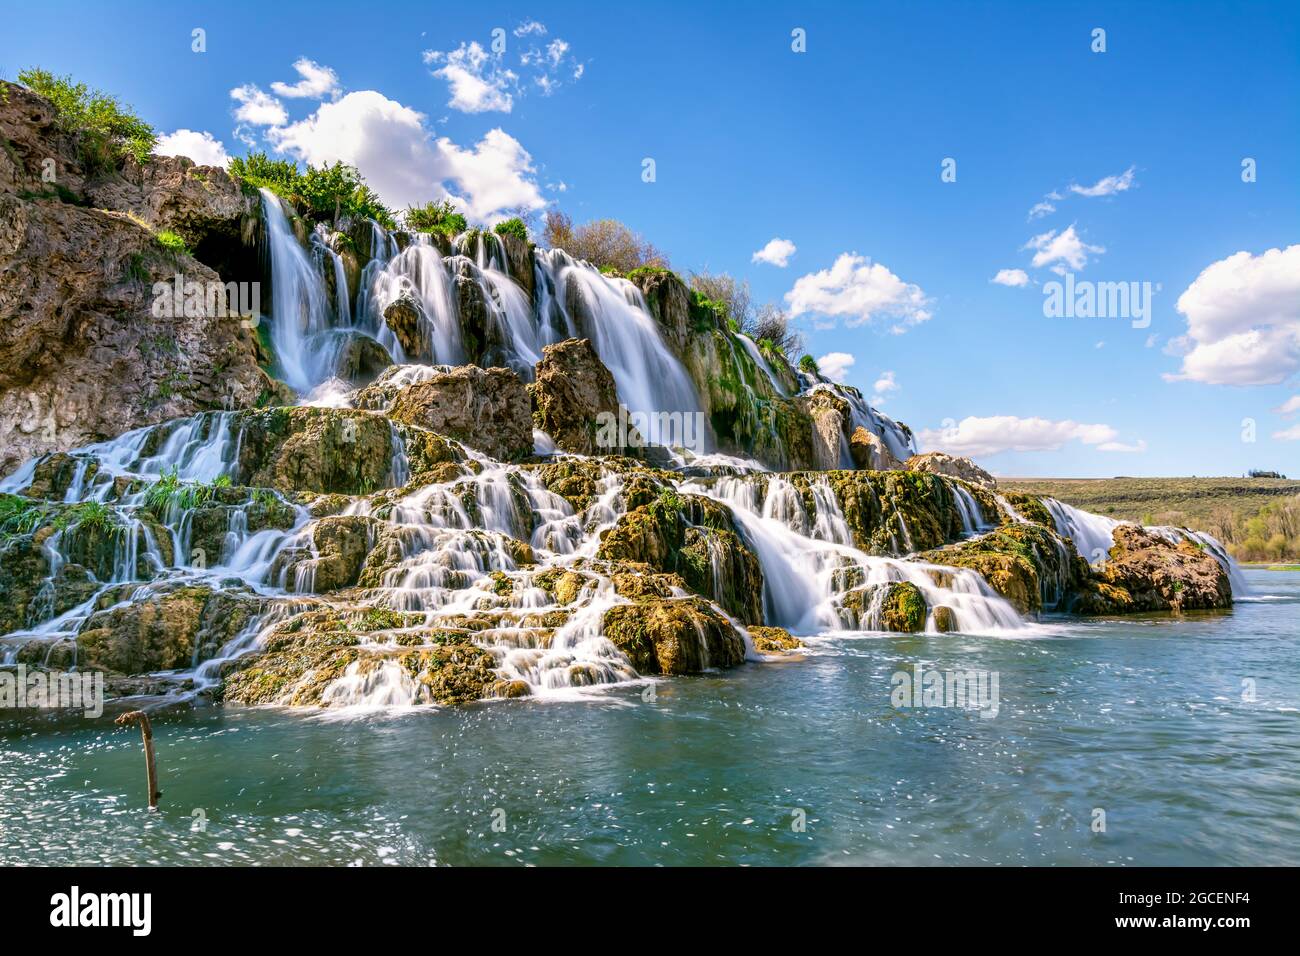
[405, 198, 467, 235]
[229, 152, 396, 229]
[493, 217, 529, 243]
[543, 210, 668, 272]
[17, 67, 156, 169]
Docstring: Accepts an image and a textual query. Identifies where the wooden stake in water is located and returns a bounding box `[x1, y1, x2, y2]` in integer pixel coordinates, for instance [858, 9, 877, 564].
[115, 711, 161, 810]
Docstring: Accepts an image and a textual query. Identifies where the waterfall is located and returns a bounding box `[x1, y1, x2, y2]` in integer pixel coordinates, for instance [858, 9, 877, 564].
[687, 475, 1025, 635]
[1043, 498, 1122, 565]
[260, 189, 335, 392]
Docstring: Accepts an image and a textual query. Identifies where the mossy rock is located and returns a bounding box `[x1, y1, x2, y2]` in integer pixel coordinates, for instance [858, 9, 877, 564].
[841, 581, 928, 632]
[747, 625, 803, 653]
[602, 598, 746, 675]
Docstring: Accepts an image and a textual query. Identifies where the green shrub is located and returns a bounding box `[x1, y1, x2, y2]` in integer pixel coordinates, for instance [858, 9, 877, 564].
[798, 354, 820, 375]
[53, 500, 120, 535]
[405, 199, 467, 235]
[155, 230, 189, 256]
[0, 494, 48, 542]
[229, 152, 396, 229]
[492, 217, 528, 243]
[17, 67, 156, 169]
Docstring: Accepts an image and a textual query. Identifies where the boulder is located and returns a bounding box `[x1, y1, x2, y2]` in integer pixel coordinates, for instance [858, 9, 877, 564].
[332, 332, 391, 385]
[528, 338, 622, 455]
[747, 625, 803, 653]
[1070, 525, 1232, 614]
[906, 451, 996, 489]
[602, 598, 746, 675]
[75, 583, 261, 675]
[232, 407, 408, 495]
[388, 365, 533, 461]
[841, 581, 928, 632]
[382, 293, 426, 360]
[850, 427, 904, 471]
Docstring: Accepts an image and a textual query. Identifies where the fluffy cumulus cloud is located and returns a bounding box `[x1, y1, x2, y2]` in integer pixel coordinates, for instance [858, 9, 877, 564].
[154, 129, 229, 167]
[991, 268, 1030, 287]
[423, 42, 516, 114]
[752, 237, 796, 267]
[815, 351, 855, 383]
[917, 415, 1144, 457]
[1070, 166, 1136, 198]
[1164, 245, 1300, 387]
[230, 84, 287, 126]
[265, 90, 544, 221]
[424, 21, 583, 113]
[1023, 224, 1104, 273]
[871, 370, 899, 406]
[270, 58, 341, 100]
[786, 253, 931, 333]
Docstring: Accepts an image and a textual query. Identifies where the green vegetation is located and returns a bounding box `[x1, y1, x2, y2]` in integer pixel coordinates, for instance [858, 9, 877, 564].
[141, 467, 229, 516]
[53, 500, 120, 535]
[17, 67, 155, 169]
[229, 152, 396, 229]
[799, 354, 820, 375]
[689, 271, 802, 357]
[0, 494, 48, 542]
[492, 217, 528, 243]
[404, 198, 466, 235]
[1000, 476, 1300, 562]
[155, 229, 190, 256]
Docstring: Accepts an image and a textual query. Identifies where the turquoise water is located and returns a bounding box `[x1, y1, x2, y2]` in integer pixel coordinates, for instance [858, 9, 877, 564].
[3, 569, 1297, 867]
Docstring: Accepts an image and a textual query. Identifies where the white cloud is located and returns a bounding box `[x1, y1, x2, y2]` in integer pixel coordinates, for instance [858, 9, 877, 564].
[154, 129, 229, 167]
[1070, 166, 1136, 198]
[991, 268, 1030, 287]
[423, 42, 516, 113]
[1273, 424, 1300, 441]
[270, 58, 341, 100]
[230, 84, 287, 126]
[752, 238, 796, 267]
[816, 352, 855, 383]
[1096, 439, 1148, 453]
[1145, 333, 1160, 348]
[871, 370, 899, 406]
[266, 90, 545, 221]
[425, 24, 582, 113]
[1023, 224, 1104, 273]
[1274, 395, 1300, 416]
[1027, 201, 1056, 220]
[1165, 245, 1300, 386]
[917, 415, 1140, 457]
[786, 253, 931, 333]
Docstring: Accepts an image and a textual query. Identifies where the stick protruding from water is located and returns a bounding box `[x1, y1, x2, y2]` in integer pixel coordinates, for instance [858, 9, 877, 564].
[115, 710, 161, 810]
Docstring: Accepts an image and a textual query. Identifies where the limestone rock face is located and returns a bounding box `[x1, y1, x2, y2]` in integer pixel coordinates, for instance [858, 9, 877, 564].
[232, 407, 407, 495]
[529, 338, 621, 454]
[388, 365, 533, 461]
[906, 451, 996, 489]
[629, 268, 692, 353]
[1071, 525, 1232, 614]
[0, 81, 271, 477]
[74, 583, 262, 675]
[805, 388, 849, 471]
[382, 294, 425, 360]
[851, 427, 904, 471]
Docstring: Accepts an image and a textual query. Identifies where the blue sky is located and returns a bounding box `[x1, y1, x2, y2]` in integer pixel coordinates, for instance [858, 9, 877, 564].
[3, 0, 1298, 476]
